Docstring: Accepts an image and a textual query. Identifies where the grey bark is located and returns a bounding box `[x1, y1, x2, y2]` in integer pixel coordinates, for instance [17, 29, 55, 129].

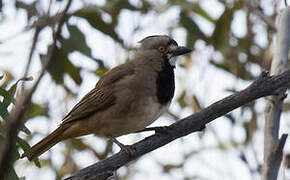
[262, 6, 290, 180]
[67, 69, 290, 180]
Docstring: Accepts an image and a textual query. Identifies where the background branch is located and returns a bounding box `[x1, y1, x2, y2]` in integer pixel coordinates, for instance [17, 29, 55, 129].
[67, 69, 290, 180]
[262, 6, 290, 180]
[0, 0, 72, 179]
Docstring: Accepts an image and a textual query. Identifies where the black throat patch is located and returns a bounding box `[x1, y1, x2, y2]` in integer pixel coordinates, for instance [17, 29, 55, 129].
[156, 57, 175, 105]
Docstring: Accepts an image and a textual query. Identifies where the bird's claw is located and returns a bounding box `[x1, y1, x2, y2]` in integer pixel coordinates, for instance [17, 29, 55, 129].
[121, 145, 136, 157]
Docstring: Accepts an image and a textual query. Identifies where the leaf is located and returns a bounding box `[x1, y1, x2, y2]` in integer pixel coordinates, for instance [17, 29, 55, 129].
[0, 87, 13, 107]
[177, 91, 187, 108]
[191, 4, 215, 23]
[42, 46, 82, 85]
[210, 1, 243, 51]
[0, 101, 8, 121]
[1, 76, 33, 108]
[210, 61, 230, 72]
[0, 70, 14, 88]
[20, 125, 31, 135]
[95, 67, 109, 77]
[24, 103, 48, 120]
[61, 25, 92, 57]
[180, 10, 208, 46]
[162, 163, 183, 173]
[191, 95, 202, 112]
[7, 167, 20, 180]
[73, 6, 122, 43]
[16, 137, 41, 167]
[102, 0, 138, 26]
[33, 157, 41, 168]
[71, 139, 91, 151]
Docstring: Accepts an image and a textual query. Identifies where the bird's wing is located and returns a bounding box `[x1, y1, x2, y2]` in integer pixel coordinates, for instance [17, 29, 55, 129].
[62, 63, 135, 123]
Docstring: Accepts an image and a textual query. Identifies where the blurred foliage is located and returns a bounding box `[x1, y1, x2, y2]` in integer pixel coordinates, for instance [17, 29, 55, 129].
[0, 0, 289, 179]
[0, 75, 47, 179]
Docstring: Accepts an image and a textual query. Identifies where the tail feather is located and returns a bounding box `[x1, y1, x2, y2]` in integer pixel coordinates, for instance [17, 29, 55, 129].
[21, 125, 68, 161]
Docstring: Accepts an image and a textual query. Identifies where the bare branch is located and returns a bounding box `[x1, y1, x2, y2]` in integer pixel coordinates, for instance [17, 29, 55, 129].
[246, 2, 277, 31]
[67, 69, 290, 180]
[22, 27, 41, 80]
[262, 6, 290, 180]
[0, 0, 72, 179]
[262, 134, 288, 180]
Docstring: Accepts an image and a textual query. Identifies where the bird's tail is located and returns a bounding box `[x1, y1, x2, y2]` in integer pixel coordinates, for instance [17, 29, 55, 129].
[21, 124, 68, 161]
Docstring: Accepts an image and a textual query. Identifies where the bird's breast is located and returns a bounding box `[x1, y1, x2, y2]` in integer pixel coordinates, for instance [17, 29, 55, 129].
[156, 60, 175, 105]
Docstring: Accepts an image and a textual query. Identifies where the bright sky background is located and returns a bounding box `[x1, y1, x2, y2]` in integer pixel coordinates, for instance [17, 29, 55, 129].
[0, 0, 289, 179]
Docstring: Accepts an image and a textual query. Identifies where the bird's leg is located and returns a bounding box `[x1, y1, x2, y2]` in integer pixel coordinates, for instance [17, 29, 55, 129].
[109, 136, 136, 156]
[136, 126, 170, 134]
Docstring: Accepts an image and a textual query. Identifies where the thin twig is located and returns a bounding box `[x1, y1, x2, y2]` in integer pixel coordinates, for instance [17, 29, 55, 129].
[0, 0, 72, 179]
[67, 69, 290, 180]
[22, 27, 41, 81]
[246, 2, 277, 31]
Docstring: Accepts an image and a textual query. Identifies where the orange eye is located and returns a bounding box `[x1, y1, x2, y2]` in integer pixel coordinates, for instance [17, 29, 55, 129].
[158, 45, 166, 53]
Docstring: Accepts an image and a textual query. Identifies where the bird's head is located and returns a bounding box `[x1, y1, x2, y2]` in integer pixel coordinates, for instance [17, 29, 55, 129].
[138, 35, 192, 67]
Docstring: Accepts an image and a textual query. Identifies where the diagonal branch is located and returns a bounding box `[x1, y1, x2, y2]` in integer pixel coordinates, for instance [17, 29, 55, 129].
[67, 69, 290, 180]
[0, 0, 72, 179]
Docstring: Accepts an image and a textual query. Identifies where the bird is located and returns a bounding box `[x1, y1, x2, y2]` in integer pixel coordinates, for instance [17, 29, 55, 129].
[21, 35, 192, 161]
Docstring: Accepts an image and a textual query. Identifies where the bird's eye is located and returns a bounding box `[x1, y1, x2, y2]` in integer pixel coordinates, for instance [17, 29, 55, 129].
[157, 45, 166, 53]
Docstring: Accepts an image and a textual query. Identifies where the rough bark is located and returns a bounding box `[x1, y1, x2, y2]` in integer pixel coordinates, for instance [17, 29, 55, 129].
[67, 69, 290, 180]
[262, 6, 290, 180]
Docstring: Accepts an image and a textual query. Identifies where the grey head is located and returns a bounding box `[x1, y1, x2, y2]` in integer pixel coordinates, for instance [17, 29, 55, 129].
[138, 35, 192, 67]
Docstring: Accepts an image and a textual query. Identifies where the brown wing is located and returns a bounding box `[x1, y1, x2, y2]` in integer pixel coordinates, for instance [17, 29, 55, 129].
[62, 63, 135, 123]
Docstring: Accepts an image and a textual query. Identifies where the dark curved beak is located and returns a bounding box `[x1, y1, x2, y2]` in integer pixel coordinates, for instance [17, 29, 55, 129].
[172, 46, 192, 56]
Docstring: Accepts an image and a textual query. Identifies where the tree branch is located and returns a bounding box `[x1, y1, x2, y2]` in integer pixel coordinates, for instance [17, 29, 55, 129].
[246, 1, 277, 31]
[262, 6, 290, 180]
[67, 69, 290, 180]
[0, 0, 72, 179]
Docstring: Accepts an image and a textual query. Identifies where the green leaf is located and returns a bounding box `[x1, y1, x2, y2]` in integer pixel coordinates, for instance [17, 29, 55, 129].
[73, 6, 122, 43]
[16, 137, 30, 151]
[71, 139, 90, 151]
[177, 91, 187, 108]
[7, 167, 20, 180]
[210, 61, 230, 72]
[42, 46, 82, 85]
[0, 87, 9, 97]
[180, 10, 208, 46]
[0, 101, 9, 121]
[20, 125, 31, 135]
[24, 103, 48, 120]
[61, 25, 92, 57]
[210, 1, 243, 51]
[33, 158, 41, 168]
[1, 76, 33, 108]
[95, 67, 109, 77]
[162, 163, 183, 173]
[16, 137, 41, 167]
[4, 83, 18, 107]
[192, 5, 215, 23]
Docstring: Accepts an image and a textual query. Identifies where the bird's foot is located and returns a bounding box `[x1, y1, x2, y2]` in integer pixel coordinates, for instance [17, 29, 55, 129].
[121, 145, 136, 156]
[109, 136, 136, 157]
[198, 125, 206, 131]
[136, 126, 170, 134]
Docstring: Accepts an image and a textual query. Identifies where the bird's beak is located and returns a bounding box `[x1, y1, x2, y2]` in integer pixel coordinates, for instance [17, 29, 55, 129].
[171, 46, 192, 57]
[167, 46, 192, 67]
